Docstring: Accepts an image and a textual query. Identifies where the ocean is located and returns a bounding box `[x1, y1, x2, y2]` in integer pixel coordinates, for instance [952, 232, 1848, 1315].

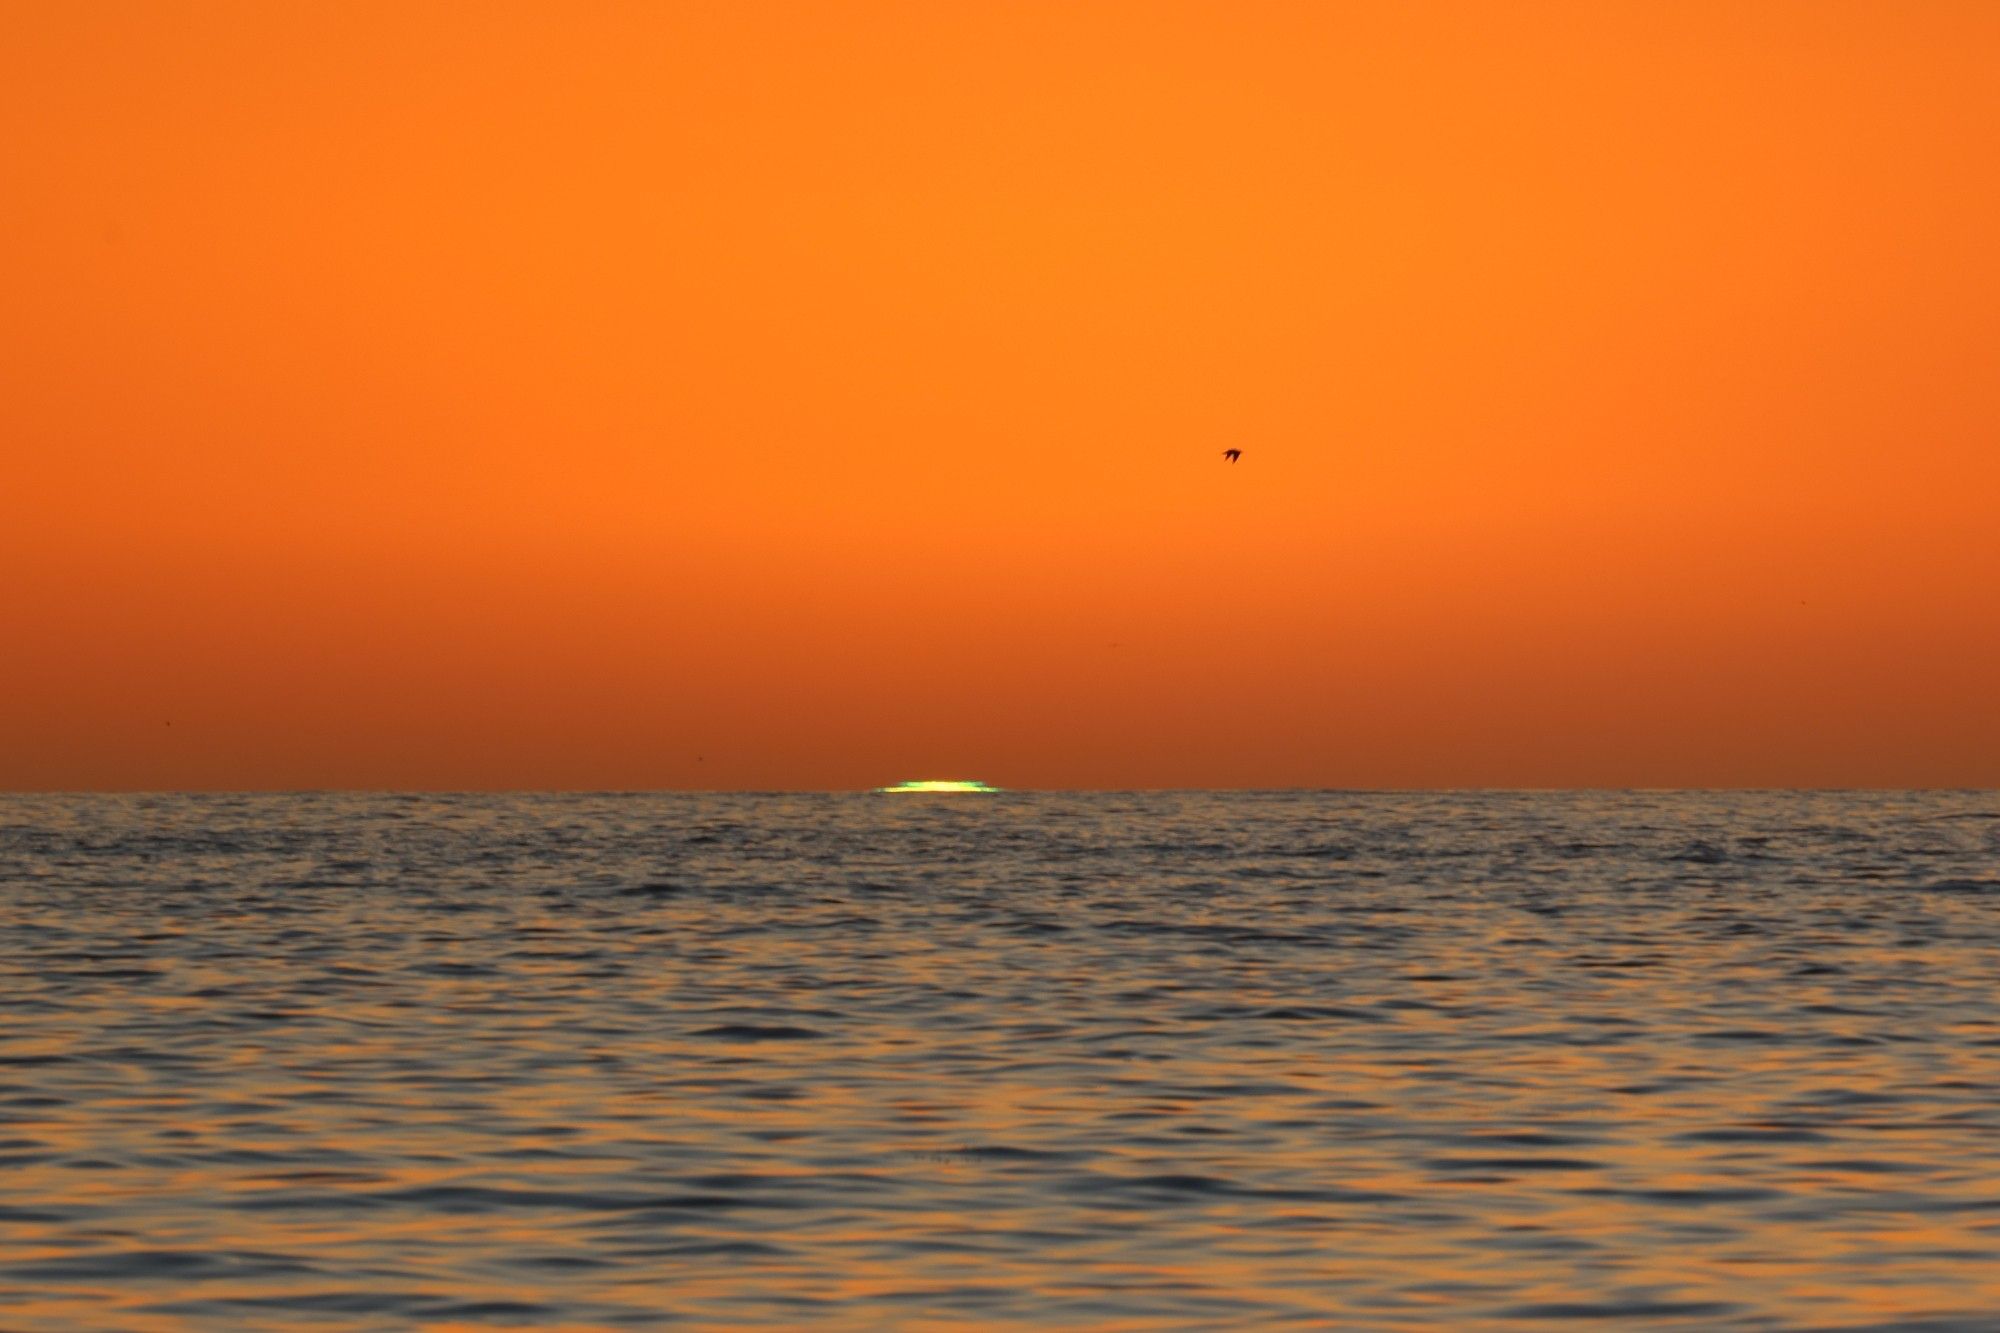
[1, 791, 1997, 1329]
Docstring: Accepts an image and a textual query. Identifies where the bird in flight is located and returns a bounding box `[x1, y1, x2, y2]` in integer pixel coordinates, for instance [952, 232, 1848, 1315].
[1222, 449, 1241, 463]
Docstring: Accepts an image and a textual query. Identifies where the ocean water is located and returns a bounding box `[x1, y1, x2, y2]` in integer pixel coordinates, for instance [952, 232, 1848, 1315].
[1, 792, 1997, 1331]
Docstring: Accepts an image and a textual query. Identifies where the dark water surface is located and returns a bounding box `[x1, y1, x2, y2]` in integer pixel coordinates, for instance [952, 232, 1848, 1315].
[2, 792, 1998, 1330]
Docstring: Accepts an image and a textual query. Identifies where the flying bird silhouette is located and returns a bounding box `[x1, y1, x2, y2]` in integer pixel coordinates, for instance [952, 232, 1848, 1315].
[1222, 449, 1241, 463]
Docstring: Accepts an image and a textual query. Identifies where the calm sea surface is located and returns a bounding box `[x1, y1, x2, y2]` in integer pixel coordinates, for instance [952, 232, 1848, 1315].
[1, 792, 1998, 1330]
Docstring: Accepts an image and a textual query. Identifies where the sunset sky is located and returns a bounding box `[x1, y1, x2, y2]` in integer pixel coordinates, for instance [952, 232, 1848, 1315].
[6, 1, 1997, 790]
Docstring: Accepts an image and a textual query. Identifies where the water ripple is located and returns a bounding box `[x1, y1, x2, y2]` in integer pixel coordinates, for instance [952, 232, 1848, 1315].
[1, 790, 1998, 1328]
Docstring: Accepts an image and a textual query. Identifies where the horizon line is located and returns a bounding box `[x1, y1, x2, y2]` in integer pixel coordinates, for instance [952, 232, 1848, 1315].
[3, 785, 1994, 797]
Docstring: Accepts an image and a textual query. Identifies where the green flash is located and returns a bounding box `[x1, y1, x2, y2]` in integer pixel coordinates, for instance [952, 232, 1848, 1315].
[876, 779, 999, 794]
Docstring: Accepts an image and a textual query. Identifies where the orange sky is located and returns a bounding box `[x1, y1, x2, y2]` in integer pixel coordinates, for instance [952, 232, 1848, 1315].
[5, 1, 1997, 789]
